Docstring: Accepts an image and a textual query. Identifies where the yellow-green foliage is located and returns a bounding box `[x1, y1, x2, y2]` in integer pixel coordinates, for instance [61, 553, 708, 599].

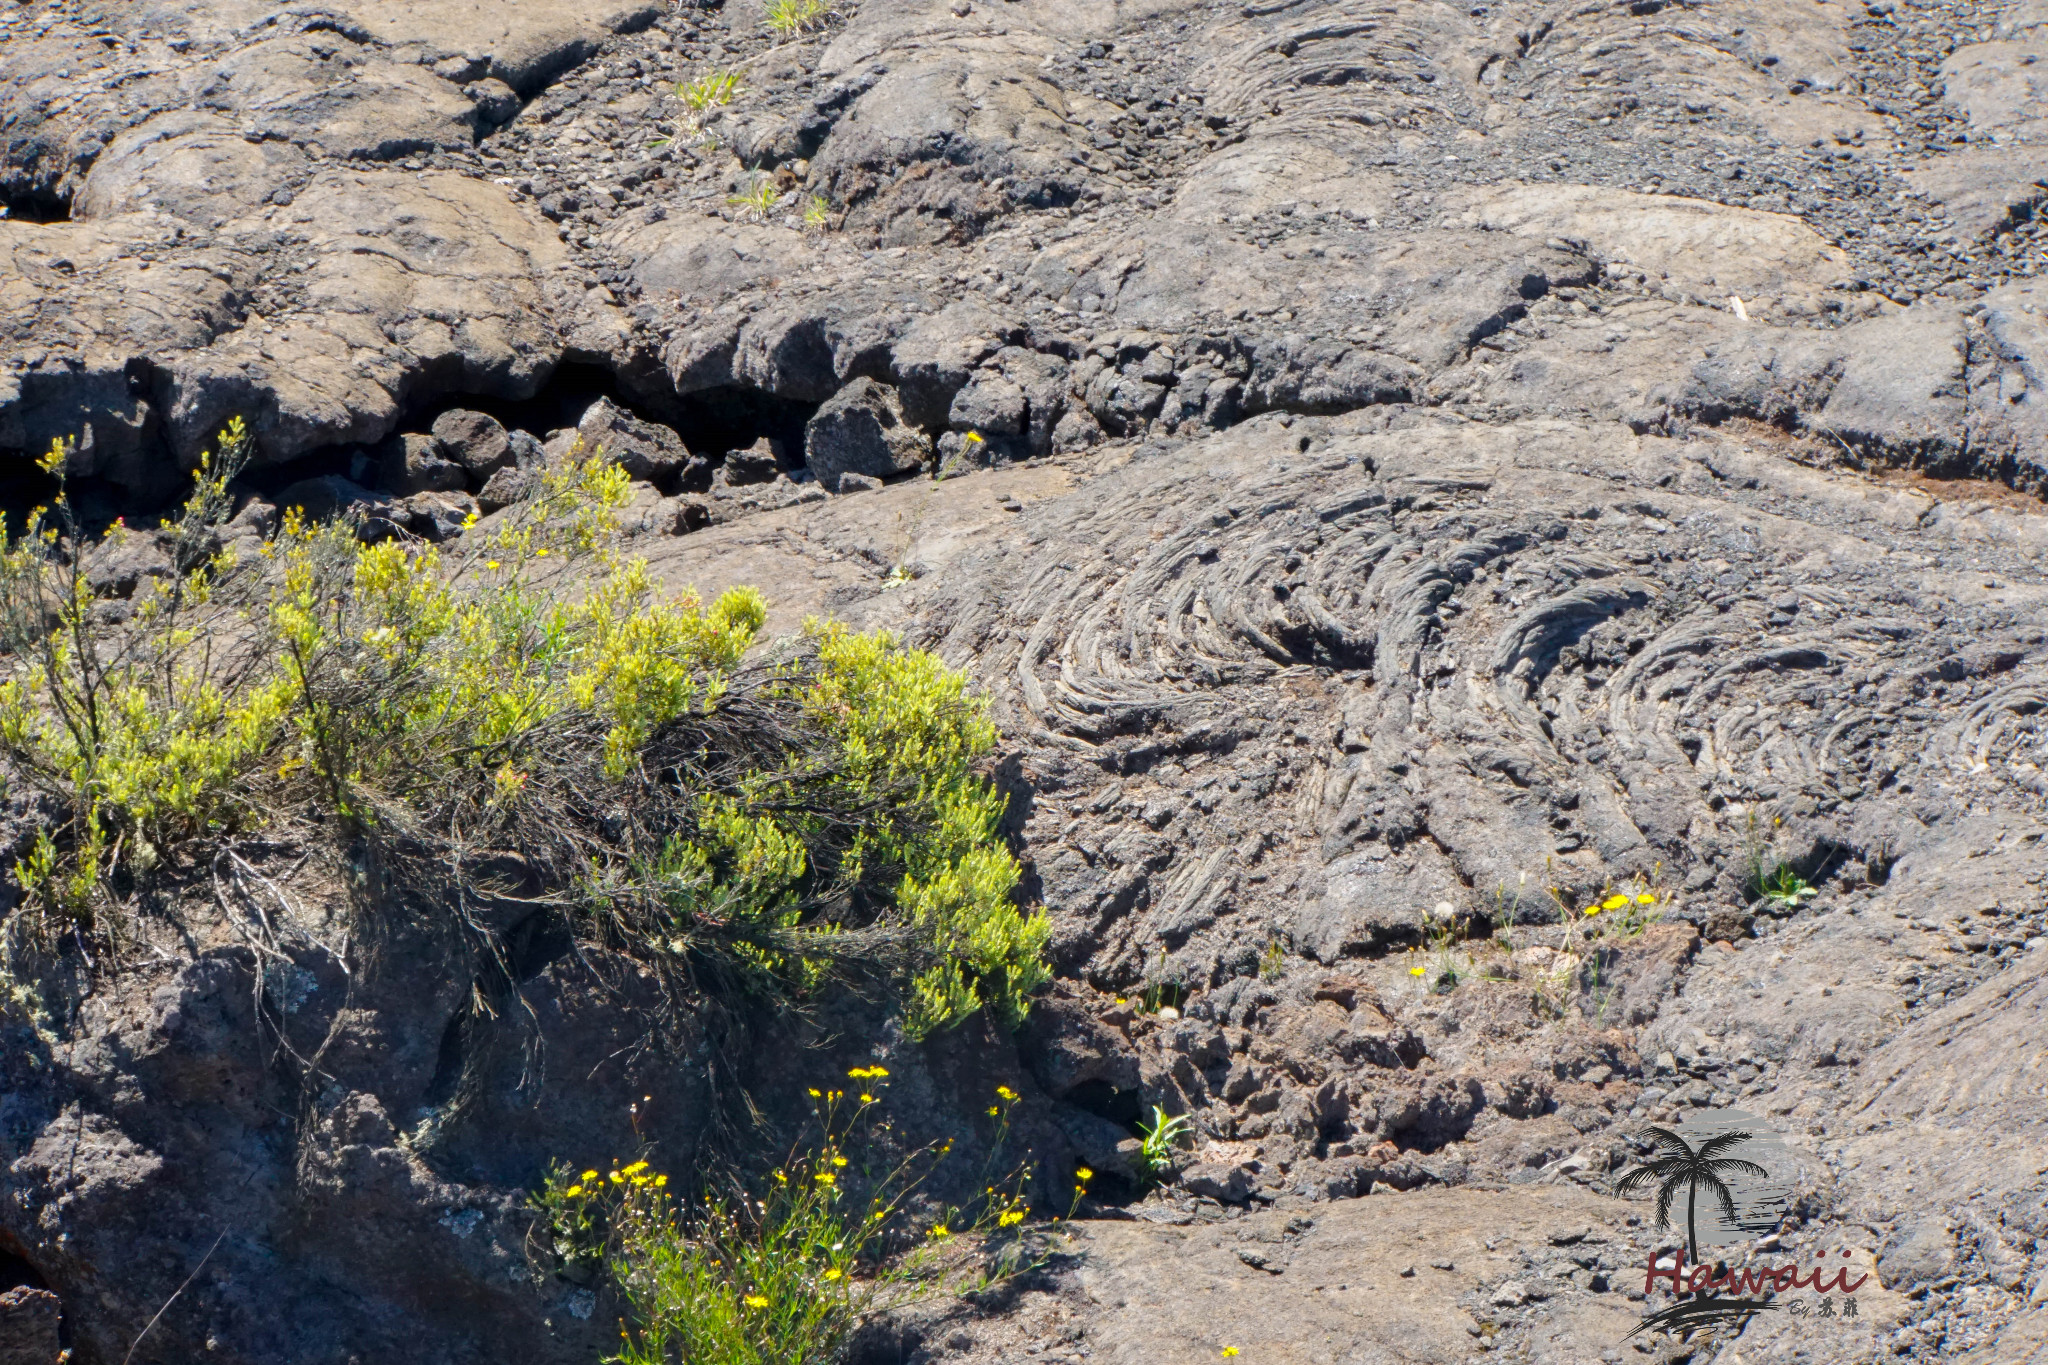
[533, 1074, 1033, 1365]
[679, 68, 744, 113]
[726, 176, 781, 221]
[0, 422, 1047, 1039]
[765, 0, 830, 39]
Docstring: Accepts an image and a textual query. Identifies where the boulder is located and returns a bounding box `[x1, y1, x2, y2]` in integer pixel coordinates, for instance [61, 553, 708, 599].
[381, 432, 468, 496]
[430, 410, 515, 479]
[722, 437, 784, 486]
[804, 378, 930, 493]
[575, 397, 691, 487]
[274, 475, 391, 525]
[476, 465, 538, 514]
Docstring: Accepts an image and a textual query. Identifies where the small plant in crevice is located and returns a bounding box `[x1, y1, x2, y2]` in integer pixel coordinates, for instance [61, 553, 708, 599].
[802, 194, 833, 231]
[1740, 809, 1819, 912]
[1135, 947, 1188, 1017]
[727, 175, 783, 221]
[1258, 935, 1286, 983]
[1513, 860, 1671, 1023]
[653, 68, 745, 151]
[1407, 899, 1470, 994]
[1135, 1105, 1193, 1184]
[765, 0, 832, 40]
[533, 1072, 1054, 1365]
[679, 68, 745, 115]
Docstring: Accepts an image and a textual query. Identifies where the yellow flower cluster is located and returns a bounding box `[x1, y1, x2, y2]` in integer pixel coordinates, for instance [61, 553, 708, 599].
[847, 1065, 890, 1080]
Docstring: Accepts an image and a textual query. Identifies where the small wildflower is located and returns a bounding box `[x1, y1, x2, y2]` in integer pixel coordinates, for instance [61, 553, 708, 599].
[832, 1155, 848, 1167]
[823, 1268, 843, 1281]
[1410, 966, 1426, 976]
[1600, 895, 1628, 910]
[1584, 904, 1601, 916]
[565, 1185, 584, 1197]
[581, 1171, 599, 1183]
[1222, 1349, 1240, 1358]
[485, 559, 500, 569]
[609, 1171, 625, 1183]
[744, 1294, 769, 1309]
[999, 1209, 1026, 1227]
[815, 1172, 836, 1186]
[623, 1161, 649, 1176]
[995, 1085, 1019, 1101]
[1075, 1166, 1093, 1182]
[1636, 893, 1658, 905]
[808, 1088, 821, 1097]
[859, 1093, 875, 1104]
[987, 1105, 1000, 1116]
[928, 1224, 951, 1239]
[654, 1175, 668, 1187]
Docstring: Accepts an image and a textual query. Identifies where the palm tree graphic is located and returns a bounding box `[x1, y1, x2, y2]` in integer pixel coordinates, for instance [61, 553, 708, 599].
[1615, 1126, 1770, 1269]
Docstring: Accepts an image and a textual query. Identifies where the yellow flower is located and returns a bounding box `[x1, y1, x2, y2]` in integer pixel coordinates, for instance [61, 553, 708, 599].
[1601, 895, 1627, 910]
[565, 1185, 584, 1197]
[774, 1171, 789, 1184]
[609, 1171, 624, 1183]
[999, 1210, 1025, 1227]
[1636, 893, 1658, 905]
[987, 1106, 1000, 1116]
[1410, 966, 1426, 976]
[486, 560, 501, 570]
[1075, 1167, 1093, 1182]
[1223, 1349, 1240, 1358]
[928, 1224, 951, 1238]
[965, 431, 985, 444]
[832, 1156, 848, 1167]
[823, 1268, 843, 1281]
[654, 1175, 668, 1187]
[744, 1294, 769, 1309]
[581, 1171, 599, 1183]
[623, 1161, 649, 1176]
[1583, 904, 1601, 916]
[535, 548, 549, 557]
[859, 1093, 875, 1104]
[816, 1172, 836, 1186]
[808, 1088, 821, 1097]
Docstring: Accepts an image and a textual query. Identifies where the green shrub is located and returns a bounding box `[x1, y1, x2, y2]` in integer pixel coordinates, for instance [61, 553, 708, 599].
[0, 424, 1048, 1038]
[533, 1073, 1037, 1364]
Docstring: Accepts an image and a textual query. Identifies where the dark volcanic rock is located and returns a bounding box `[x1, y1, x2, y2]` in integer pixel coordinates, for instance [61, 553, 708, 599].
[430, 410, 516, 480]
[0, 1287, 60, 1365]
[5, 0, 2048, 1361]
[804, 377, 930, 492]
[576, 396, 691, 486]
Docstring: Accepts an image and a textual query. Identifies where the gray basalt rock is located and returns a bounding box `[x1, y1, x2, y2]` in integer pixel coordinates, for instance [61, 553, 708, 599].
[0, 1287, 60, 1365]
[575, 396, 691, 486]
[7, 0, 2048, 1359]
[381, 431, 469, 496]
[804, 377, 929, 492]
[429, 411, 515, 480]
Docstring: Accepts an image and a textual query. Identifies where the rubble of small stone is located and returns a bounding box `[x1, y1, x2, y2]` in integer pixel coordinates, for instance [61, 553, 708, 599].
[4, 0, 2048, 1361]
